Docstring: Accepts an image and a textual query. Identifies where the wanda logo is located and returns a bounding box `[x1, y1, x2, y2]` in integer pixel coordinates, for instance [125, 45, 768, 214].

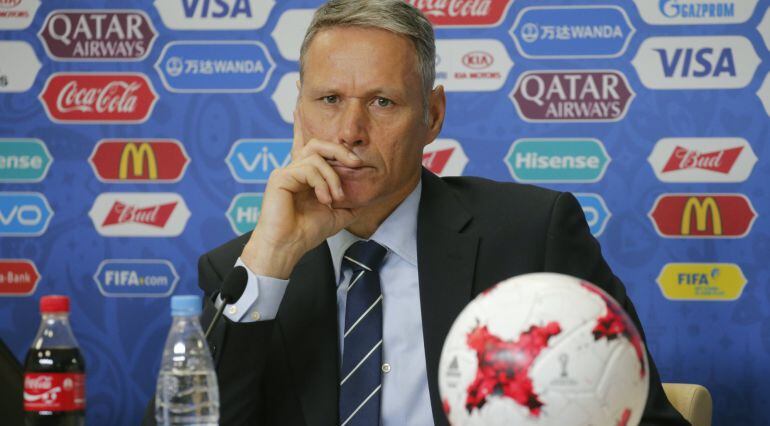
[39, 73, 157, 123]
[406, 0, 513, 27]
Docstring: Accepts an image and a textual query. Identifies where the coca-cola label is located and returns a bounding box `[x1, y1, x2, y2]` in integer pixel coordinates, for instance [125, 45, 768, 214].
[24, 373, 85, 412]
[39, 10, 157, 61]
[406, 0, 514, 28]
[88, 193, 191, 237]
[39, 73, 157, 124]
[647, 137, 757, 183]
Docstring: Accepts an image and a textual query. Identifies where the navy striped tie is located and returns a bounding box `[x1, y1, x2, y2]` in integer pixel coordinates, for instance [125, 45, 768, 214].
[339, 240, 388, 426]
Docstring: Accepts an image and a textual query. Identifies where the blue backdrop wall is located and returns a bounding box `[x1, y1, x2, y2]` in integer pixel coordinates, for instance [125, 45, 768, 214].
[1, 0, 769, 424]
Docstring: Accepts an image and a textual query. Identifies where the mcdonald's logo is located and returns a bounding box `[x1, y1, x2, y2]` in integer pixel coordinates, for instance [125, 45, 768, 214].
[89, 139, 189, 183]
[649, 194, 757, 238]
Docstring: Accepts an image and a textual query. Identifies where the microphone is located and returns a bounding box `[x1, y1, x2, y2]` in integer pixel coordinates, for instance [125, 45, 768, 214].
[204, 265, 248, 339]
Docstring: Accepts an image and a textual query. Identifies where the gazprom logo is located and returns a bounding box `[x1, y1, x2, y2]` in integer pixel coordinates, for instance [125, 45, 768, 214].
[226, 193, 263, 235]
[574, 193, 611, 237]
[504, 138, 610, 183]
[226, 139, 291, 183]
[93, 259, 179, 297]
[0, 192, 53, 236]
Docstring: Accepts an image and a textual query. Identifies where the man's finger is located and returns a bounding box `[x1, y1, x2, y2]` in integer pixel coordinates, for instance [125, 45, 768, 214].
[306, 154, 344, 200]
[301, 139, 361, 167]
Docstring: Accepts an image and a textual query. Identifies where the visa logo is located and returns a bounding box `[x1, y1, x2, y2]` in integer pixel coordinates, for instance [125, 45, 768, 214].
[226, 139, 291, 183]
[182, 0, 252, 18]
[656, 47, 735, 78]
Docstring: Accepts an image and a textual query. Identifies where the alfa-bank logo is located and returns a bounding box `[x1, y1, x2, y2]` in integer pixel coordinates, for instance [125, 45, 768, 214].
[435, 39, 513, 92]
[0, 139, 52, 183]
[406, 0, 514, 27]
[89, 139, 190, 183]
[657, 263, 747, 301]
[89, 193, 191, 237]
[0, 0, 40, 30]
[634, 0, 757, 25]
[633, 36, 759, 90]
[93, 259, 179, 297]
[504, 138, 610, 183]
[649, 194, 757, 238]
[0, 192, 53, 237]
[0, 41, 41, 92]
[510, 6, 634, 59]
[0, 259, 40, 296]
[423, 139, 468, 176]
[39, 10, 156, 61]
[511, 70, 634, 122]
[226, 139, 292, 183]
[154, 0, 275, 30]
[39, 73, 157, 124]
[648, 138, 757, 183]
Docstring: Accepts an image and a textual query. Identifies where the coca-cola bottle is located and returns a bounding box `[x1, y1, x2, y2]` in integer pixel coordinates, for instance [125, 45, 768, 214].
[23, 295, 86, 426]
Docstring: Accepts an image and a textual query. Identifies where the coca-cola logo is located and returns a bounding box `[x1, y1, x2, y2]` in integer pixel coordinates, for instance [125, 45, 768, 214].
[0, 0, 22, 8]
[406, 0, 513, 27]
[39, 73, 157, 123]
[25, 375, 52, 391]
[462, 51, 493, 69]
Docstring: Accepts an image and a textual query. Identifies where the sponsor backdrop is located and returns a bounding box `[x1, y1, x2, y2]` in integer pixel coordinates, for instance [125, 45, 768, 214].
[0, 0, 769, 424]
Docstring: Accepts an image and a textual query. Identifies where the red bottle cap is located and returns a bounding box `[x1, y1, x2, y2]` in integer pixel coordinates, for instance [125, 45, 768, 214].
[40, 295, 70, 313]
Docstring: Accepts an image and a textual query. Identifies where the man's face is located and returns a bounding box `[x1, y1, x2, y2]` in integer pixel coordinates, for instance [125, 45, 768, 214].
[298, 26, 443, 210]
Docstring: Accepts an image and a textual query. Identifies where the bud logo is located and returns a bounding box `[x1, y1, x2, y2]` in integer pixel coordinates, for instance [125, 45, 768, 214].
[423, 139, 468, 176]
[0, 0, 40, 30]
[435, 39, 513, 92]
[648, 138, 756, 183]
[154, 0, 275, 30]
[89, 139, 189, 183]
[89, 193, 190, 237]
[634, 0, 756, 25]
[0, 192, 53, 236]
[0, 259, 40, 296]
[155, 41, 275, 93]
[505, 138, 610, 183]
[633, 36, 759, 90]
[657, 263, 747, 301]
[94, 259, 179, 297]
[0, 41, 41, 92]
[649, 194, 756, 238]
[406, 0, 514, 27]
[511, 70, 634, 122]
[510, 6, 634, 59]
[226, 139, 291, 183]
[575, 193, 611, 237]
[39, 10, 156, 61]
[40, 73, 157, 124]
[0, 139, 52, 182]
[227, 193, 263, 235]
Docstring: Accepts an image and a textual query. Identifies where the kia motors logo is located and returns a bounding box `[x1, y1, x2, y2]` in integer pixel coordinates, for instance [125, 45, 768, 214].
[227, 193, 263, 235]
[0, 259, 40, 296]
[657, 263, 747, 301]
[154, 0, 275, 30]
[423, 138, 468, 177]
[0, 192, 53, 236]
[0, 0, 40, 30]
[435, 39, 513, 92]
[89, 193, 191, 237]
[0, 41, 41, 92]
[510, 6, 634, 59]
[406, 0, 514, 28]
[635, 0, 756, 25]
[648, 138, 757, 183]
[0, 139, 52, 182]
[89, 139, 190, 183]
[575, 193, 611, 237]
[155, 41, 275, 93]
[93, 259, 179, 297]
[39, 73, 157, 123]
[226, 139, 291, 183]
[39, 10, 156, 61]
[632, 36, 759, 90]
[649, 194, 757, 238]
[505, 138, 610, 183]
[511, 70, 634, 122]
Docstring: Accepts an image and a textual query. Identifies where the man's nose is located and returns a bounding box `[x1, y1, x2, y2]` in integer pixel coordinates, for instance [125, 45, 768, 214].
[336, 100, 368, 147]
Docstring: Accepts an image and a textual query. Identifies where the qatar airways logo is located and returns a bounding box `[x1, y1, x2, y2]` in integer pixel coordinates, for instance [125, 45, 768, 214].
[406, 0, 514, 27]
[39, 73, 157, 123]
[89, 193, 190, 237]
[648, 137, 757, 183]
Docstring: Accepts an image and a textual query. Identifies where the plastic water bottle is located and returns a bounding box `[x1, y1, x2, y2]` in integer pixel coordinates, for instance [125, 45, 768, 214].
[155, 295, 219, 426]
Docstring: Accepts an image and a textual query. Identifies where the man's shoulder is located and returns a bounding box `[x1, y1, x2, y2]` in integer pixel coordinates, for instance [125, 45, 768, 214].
[199, 232, 251, 280]
[438, 175, 563, 218]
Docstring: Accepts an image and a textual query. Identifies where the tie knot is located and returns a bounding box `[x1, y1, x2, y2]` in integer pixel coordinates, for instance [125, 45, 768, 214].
[343, 240, 388, 272]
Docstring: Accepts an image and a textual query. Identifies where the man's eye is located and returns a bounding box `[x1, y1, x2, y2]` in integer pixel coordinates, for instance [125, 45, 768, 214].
[374, 97, 393, 107]
[322, 95, 338, 104]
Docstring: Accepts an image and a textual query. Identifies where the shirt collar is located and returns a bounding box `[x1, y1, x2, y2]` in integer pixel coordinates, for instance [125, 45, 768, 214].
[326, 180, 421, 283]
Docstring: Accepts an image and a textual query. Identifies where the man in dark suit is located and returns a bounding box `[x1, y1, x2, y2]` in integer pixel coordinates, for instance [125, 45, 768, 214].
[149, 0, 688, 424]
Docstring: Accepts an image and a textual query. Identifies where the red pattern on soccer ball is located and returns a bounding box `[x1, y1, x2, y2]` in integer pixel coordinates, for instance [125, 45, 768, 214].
[617, 408, 632, 426]
[465, 322, 562, 416]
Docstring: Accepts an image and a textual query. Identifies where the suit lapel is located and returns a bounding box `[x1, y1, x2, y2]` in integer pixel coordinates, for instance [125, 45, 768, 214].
[277, 243, 340, 426]
[417, 169, 479, 425]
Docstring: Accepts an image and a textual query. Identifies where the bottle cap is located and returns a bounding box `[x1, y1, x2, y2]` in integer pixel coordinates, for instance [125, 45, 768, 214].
[171, 295, 201, 316]
[40, 295, 70, 313]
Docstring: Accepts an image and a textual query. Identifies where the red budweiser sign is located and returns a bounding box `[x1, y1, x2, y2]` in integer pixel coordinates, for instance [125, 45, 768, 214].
[661, 146, 743, 174]
[89, 139, 189, 183]
[39, 73, 157, 123]
[649, 194, 757, 238]
[102, 201, 177, 228]
[423, 148, 454, 174]
[406, 0, 513, 27]
[0, 259, 39, 296]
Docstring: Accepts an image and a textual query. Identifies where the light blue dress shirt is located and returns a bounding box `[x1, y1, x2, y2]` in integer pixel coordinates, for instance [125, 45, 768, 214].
[224, 181, 434, 425]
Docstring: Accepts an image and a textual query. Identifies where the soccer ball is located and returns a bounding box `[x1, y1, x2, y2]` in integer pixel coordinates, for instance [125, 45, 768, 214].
[439, 273, 649, 426]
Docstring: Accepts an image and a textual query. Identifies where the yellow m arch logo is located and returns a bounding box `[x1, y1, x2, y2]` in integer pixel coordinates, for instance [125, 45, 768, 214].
[681, 197, 722, 236]
[119, 143, 158, 180]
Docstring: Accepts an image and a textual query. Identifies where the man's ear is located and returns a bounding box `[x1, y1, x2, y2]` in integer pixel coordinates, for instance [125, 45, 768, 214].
[425, 85, 446, 146]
